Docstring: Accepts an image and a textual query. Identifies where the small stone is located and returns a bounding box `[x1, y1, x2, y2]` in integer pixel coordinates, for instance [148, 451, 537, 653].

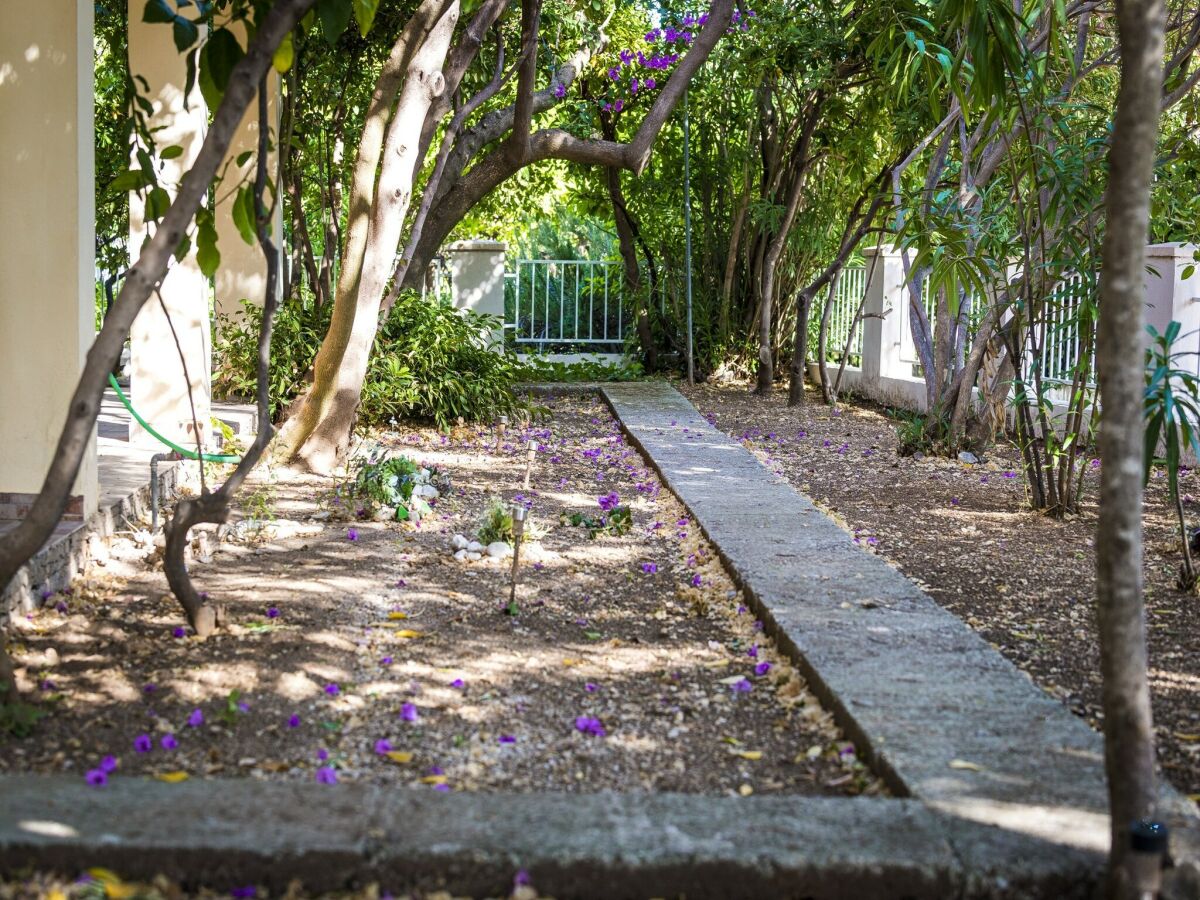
[454, 549, 468, 562]
[912, 451, 925, 461]
[467, 541, 484, 553]
[374, 506, 396, 521]
[466, 551, 482, 562]
[451, 534, 469, 551]
[957, 451, 979, 464]
[486, 542, 512, 559]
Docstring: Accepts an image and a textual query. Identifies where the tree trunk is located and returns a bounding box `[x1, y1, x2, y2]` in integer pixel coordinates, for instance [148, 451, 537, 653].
[279, 1, 459, 472]
[0, 0, 316, 693]
[787, 289, 813, 406]
[1095, 0, 1166, 895]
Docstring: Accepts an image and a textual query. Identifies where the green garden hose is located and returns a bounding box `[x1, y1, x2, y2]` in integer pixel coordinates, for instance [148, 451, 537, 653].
[106, 373, 241, 464]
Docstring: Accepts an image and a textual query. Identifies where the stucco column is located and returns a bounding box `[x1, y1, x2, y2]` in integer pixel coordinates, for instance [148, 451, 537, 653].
[861, 246, 908, 384]
[445, 240, 507, 346]
[127, 10, 211, 448]
[0, 0, 99, 519]
[213, 23, 282, 325]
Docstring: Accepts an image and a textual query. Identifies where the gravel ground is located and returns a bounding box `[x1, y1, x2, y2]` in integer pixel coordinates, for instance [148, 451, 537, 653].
[2, 395, 880, 799]
[679, 377, 1200, 802]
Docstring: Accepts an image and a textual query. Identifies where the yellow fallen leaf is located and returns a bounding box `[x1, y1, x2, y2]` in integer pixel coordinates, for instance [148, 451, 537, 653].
[738, 783, 754, 796]
[1174, 732, 1200, 742]
[561, 658, 581, 666]
[87, 870, 139, 900]
[1010, 631, 1037, 641]
[1188, 793, 1200, 804]
[394, 629, 422, 640]
[421, 774, 448, 785]
[734, 750, 763, 761]
[154, 771, 189, 783]
[949, 759, 984, 772]
[720, 736, 743, 746]
[388, 611, 408, 620]
[45, 892, 66, 900]
[385, 751, 414, 764]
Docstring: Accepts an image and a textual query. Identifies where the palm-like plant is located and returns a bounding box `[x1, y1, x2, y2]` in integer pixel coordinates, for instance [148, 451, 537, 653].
[1144, 321, 1200, 590]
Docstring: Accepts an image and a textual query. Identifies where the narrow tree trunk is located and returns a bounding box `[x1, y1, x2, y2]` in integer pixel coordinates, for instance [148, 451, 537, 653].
[787, 289, 813, 406]
[1094, 0, 1166, 894]
[0, 0, 316, 693]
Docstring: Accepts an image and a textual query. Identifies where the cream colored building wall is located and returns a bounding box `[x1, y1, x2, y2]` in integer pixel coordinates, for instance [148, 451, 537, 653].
[0, 0, 99, 514]
[127, 9, 212, 448]
[213, 22, 281, 325]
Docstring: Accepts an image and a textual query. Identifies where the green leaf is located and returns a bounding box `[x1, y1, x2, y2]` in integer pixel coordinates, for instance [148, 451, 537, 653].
[160, 144, 184, 160]
[145, 186, 171, 222]
[172, 17, 200, 52]
[317, 0, 354, 45]
[196, 208, 220, 279]
[351, 0, 381, 37]
[232, 186, 258, 245]
[143, 0, 176, 24]
[1183, 265, 1196, 280]
[273, 31, 294, 73]
[201, 27, 244, 109]
[236, 150, 254, 168]
[107, 170, 148, 193]
[174, 232, 192, 263]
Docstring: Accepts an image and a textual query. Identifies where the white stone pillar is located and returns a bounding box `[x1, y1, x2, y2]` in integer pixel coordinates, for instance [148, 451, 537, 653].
[127, 10, 212, 448]
[861, 246, 909, 385]
[213, 23, 281, 325]
[0, 0, 99, 519]
[1145, 243, 1200, 348]
[445, 240, 507, 345]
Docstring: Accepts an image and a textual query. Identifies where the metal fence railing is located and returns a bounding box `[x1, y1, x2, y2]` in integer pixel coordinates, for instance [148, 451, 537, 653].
[821, 265, 867, 363]
[504, 259, 629, 349]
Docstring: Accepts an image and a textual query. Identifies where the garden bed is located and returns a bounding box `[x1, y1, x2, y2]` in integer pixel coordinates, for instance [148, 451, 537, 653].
[680, 378, 1200, 801]
[1, 396, 878, 798]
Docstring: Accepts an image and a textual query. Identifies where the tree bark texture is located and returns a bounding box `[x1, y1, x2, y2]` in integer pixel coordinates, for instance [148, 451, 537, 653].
[1095, 0, 1167, 896]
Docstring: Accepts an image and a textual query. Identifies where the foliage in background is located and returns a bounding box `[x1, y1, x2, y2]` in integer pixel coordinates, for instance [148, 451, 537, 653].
[214, 293, 526, 430]
[514, 356, 644, 383]
[477, 497, 547, 545]
[1144, 322, 1200, 590]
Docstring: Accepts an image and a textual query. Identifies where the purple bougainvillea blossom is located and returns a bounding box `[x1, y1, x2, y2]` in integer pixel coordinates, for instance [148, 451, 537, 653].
[315, 766, 338, 784]
[754, 662, 772, 677]
[574, 715, 607, 737]
[731, 678, 753, 694]
[161, 734, 178, 751]
[187, 708, 204, 728]
[400, 703, 420, 723]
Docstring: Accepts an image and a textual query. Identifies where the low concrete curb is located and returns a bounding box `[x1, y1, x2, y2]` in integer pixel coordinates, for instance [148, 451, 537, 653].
[0, 776, 1106, 899]
[599, 381, 1200, 886]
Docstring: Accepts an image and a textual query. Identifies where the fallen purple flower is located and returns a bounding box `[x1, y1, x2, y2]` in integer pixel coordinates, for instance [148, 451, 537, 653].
[161, 734, 178, 751]
[187, 708, 204, 728]
[400, 703, 420, 723]
[315, 766, 338, 784]
[574, 715, 607, 737]
[754, 662, 772, 677]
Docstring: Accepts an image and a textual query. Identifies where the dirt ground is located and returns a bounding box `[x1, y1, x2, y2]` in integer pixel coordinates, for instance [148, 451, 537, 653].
[679, 378, 1200, 801]
[2, 395, 879, 800]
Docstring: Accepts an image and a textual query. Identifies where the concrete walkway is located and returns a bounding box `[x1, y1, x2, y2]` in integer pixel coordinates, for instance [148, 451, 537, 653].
[0, 775, 1104, 899]
[0, 388, 256, 615]
[600, 382, 1198, 856]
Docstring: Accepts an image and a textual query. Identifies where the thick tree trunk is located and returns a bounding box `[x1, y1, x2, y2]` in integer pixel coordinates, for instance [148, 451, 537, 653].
[274, 0, 449, 467]
[279, 1, 459, 472]
[1094, 0, 1166, 895]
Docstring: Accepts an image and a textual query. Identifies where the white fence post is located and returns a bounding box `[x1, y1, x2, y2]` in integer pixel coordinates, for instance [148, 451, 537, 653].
[444, 240, 508, 347]
[1145, 243, 1200, 358]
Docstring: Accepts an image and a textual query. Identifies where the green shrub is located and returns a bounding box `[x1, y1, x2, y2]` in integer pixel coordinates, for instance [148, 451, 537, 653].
[514, 356, 643, 383]
[477, 497, 547, 544]
[213, 292, 526, 430]
[342, 451, 448, 522]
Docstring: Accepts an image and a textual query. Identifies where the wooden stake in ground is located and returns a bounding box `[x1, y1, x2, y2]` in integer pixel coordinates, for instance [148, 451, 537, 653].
[523, 439, 536, 490]
[506, 503, 526, 615]
[495, 414, 508, 452]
